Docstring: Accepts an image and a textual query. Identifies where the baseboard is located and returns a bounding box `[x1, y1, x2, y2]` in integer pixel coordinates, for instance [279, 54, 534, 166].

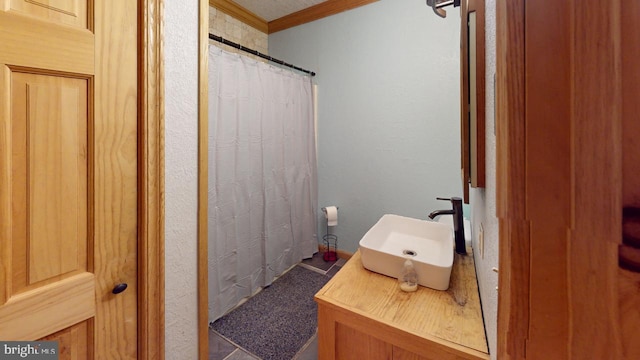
[318, 244, 353, 260]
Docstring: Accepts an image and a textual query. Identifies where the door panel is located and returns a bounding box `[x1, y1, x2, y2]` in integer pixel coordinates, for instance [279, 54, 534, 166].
[9, 0, 88, 29]
[0, 0, 138, 357]
[40, 321, 90, 360]
[335, 322, 392, 360]
[11, 72, 88, 290]
[3, 70, 93, 342]
[0, 12, 93, 74]
[0, 273, 94, 340]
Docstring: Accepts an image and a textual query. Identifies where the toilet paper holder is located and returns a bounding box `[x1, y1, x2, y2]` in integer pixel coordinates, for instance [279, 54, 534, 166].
[321, 207, 338, 262]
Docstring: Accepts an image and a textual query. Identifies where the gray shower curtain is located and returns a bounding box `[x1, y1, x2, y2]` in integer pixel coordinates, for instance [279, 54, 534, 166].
[207, 46, 318, 321]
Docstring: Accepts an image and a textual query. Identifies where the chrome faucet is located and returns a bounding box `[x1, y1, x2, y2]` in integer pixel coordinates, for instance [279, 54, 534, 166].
[428, 197, 467, 255]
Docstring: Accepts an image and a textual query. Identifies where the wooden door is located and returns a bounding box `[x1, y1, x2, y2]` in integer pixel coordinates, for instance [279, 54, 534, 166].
[0, 0, 139, 358]
[497, 0, 640, 358]
[620, 1, 640, 358]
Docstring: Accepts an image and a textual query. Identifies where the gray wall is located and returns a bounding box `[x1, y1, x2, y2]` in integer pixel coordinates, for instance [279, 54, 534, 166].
[269, 0, 462, 254]
[470, 0, 498, 357]
[165, 0, 199, 358]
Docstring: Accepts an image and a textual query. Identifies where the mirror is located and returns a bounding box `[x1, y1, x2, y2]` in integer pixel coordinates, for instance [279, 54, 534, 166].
[460, 0, 486, 203]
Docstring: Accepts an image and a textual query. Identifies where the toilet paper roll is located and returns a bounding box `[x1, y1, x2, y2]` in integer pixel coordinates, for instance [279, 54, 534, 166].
[324, 206, 338, 227]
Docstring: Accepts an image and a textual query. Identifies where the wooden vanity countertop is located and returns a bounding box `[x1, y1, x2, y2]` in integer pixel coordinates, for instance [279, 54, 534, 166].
[315, 250, 489, 359]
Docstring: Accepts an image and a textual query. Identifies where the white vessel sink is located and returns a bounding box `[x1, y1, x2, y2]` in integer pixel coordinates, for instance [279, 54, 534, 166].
[359, 214, 454, 290]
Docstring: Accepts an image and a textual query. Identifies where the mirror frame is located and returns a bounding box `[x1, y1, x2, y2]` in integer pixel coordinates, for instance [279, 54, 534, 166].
[461, 0, 486, 203]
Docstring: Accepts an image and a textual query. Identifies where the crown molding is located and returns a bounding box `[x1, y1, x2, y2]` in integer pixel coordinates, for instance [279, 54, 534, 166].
[268, 0, 378, 34]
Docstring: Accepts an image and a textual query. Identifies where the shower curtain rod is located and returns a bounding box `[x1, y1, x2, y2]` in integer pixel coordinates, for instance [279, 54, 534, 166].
[209, 33, 316, 77]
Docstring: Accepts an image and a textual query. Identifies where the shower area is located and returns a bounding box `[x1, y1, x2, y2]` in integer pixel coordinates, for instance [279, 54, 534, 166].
[207, 43, 320, 322]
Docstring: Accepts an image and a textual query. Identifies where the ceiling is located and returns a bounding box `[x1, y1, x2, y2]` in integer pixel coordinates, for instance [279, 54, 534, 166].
[232, 0, 328, 22]
[210, 0, 379, 34]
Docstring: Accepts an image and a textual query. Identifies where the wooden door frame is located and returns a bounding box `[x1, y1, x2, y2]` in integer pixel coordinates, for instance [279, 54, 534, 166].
[198, 0, 209, 358]
[495, 0, 527, 356]
[140, 1, 210, 357]
[138, 0, 165, 358]
[496, 0, 626, 358]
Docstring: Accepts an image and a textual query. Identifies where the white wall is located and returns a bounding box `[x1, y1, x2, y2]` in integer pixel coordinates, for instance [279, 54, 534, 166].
[269, 0, 462, 254]
[164, 0, 199, 358]
[470, 0, 498, 357]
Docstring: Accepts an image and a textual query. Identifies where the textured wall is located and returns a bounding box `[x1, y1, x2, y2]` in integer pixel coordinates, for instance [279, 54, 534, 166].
[470, 0, 498, 357]
[269, 0, 462, 254]
[165, 0, 199, 358]
[209, 6, 268, 59]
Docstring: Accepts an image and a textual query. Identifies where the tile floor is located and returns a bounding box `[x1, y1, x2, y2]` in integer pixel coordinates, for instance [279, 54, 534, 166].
[209, 253, 347, 360]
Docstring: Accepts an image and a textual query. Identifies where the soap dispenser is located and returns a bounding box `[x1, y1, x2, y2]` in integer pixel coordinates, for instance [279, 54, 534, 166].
[399, 257, 418, 292]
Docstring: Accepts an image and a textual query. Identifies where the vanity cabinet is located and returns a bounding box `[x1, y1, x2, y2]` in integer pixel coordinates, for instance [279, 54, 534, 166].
[315, 251, 488, 360]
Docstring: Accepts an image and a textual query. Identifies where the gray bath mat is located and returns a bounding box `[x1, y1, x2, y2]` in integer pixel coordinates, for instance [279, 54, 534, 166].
[210, 265, 329, 360]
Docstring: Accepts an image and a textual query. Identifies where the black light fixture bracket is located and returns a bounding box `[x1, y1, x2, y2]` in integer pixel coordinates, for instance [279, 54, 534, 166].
[426, 0, 461, 18]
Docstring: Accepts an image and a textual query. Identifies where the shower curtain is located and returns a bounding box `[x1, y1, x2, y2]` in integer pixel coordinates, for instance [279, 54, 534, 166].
[208, 46, 318, 321]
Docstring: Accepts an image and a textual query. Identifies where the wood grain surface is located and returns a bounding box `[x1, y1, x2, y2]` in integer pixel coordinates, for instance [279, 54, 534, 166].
[316, 250, 488, 360]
